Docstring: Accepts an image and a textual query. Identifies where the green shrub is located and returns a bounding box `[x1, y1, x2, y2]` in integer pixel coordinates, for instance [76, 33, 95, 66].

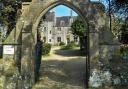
[42, 43, 51, 55]
[120, 45, 128, 59]
[68, 41, 79, 48]
[112, 45, 128, 60]
[59, 42, 65, 46]
[61, 42, 79, 50]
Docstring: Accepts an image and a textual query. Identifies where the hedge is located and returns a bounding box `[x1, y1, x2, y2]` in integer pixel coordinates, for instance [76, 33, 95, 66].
[59, 42, 65, 46]
[42, 43, 51, 55]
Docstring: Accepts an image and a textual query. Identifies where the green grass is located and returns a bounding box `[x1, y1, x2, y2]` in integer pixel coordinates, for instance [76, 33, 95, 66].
[60, 43, 79, 50]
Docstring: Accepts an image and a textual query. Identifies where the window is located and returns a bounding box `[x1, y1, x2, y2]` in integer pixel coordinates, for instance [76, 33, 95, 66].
[44, 27, 47, 31]
[50, 30, 51, 34]
[58, 27, 61, 31]
[60, 20, 65, 26]
[74, 37, 78, 42]
[49, 39, 51, 42]
[67, 38, 70, 43]
[57, 37, 61, 42]
[43, 37, 46, 43]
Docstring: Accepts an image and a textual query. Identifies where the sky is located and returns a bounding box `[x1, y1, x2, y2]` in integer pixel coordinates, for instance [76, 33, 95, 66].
[50, 5, 78, 17]
[49, 0, 109, 17]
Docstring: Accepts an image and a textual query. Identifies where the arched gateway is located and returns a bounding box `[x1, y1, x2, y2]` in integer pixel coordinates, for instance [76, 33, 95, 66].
[1, 0, 120, 89]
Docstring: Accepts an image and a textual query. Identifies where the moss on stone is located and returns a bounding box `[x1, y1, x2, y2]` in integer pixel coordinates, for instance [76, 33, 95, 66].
[0, 76, 6, 89]
[3, 60, 16, 77]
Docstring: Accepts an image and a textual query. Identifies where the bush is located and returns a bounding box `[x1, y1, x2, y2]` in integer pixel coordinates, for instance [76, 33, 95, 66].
[61, 42, 79, 50]
[59, 42, 65, 46]
[68, 41, 79, 48]
[120, 45, 128, 60]
[61, 45, 72, 50]
[42, 43, 51, 55]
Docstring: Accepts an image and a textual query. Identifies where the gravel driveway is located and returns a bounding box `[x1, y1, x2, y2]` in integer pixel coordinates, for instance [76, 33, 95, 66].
[33, 47, 87, 89]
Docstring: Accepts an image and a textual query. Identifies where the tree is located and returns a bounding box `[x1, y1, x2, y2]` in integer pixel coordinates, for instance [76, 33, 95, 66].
[111, 0, 128, 20]
[120, 22, 128, 44]
[0, 0, 21, 37]
[100, 0, 128, 43]
[71, 17, 87, 52]
[110, 0, 128, 44]
[71, 17, 86, 37]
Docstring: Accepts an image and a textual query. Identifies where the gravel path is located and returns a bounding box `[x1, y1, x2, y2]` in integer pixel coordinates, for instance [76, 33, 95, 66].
[33, 47, 86, 89]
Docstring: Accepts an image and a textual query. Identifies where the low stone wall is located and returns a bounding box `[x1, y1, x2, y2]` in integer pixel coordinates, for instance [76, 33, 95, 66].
[0, 58, 20, 89]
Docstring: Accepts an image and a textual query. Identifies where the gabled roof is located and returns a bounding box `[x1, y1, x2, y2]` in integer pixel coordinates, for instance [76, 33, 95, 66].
[43, 12, 55, 22]
[55, 16, 77, 27]
[42, 12, 77, 27]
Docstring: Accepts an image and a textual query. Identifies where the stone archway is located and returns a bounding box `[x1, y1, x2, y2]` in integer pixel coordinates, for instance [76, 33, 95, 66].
[33, 1, 89, 88]
[21, 1, 91, 88]
[1, 0, 121, 89]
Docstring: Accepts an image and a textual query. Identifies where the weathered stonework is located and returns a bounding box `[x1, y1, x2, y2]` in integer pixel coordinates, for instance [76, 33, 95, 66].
[1, 0, 121, 88]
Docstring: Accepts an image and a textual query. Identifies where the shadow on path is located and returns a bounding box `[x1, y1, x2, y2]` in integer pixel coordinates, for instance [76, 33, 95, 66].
[40, 57, 86, 89]
[54, 48, 85, 57]
[33, 48, 87, 89]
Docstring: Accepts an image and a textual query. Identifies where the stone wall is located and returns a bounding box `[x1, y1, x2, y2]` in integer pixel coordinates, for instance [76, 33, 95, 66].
[0, 54, 20, 89]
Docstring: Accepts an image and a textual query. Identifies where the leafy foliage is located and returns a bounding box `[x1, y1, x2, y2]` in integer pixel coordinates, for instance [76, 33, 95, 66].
[71, 17, 87, 52]
[120, 23, 128, 44]
[111, 16, 122, 38]
[109, 0, 128, 43]
[120, 45, 128, 58]
[71, 17, 86, 37]
[60, 42, 78, 50]
[59, 42, 65, 46]
[110, 0, 128, 27]
[0, 0, 21, 35]
[111, 0, 128, 19]
[42, 43, 51, 55]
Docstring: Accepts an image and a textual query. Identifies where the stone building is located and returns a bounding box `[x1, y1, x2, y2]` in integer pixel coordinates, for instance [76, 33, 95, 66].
[38, 11, 78, 45]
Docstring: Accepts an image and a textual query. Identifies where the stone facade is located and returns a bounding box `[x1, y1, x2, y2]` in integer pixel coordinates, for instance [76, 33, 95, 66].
[39, 21, 54, 44]
[38, 12, 77, 45]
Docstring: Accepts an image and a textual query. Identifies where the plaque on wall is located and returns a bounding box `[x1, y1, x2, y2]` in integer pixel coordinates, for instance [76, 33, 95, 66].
[3, 45, 14, 55]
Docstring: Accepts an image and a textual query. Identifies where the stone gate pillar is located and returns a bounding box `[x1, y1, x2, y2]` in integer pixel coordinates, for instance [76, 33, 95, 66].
[20, 22, 35, 89]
